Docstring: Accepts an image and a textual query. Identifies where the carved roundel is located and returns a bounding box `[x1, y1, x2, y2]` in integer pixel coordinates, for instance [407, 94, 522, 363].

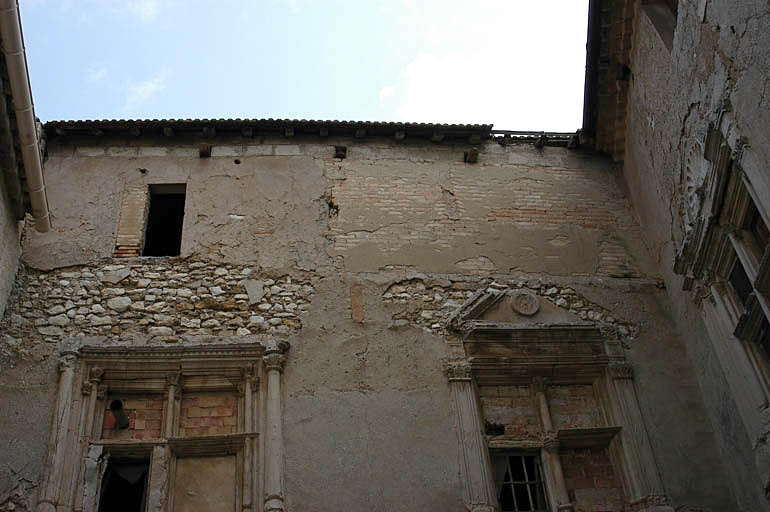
[511, 290, 540, 316]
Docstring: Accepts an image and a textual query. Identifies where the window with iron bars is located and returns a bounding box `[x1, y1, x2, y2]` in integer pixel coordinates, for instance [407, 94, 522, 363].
[493, 453, 548, 512]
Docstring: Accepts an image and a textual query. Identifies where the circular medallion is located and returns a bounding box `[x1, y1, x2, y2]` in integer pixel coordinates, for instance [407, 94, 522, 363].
[511, 291, 540, 316]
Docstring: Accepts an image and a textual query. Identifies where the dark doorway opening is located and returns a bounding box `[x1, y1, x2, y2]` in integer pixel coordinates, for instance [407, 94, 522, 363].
[98, 460, 149, 512]
[143, 184, 186, 257]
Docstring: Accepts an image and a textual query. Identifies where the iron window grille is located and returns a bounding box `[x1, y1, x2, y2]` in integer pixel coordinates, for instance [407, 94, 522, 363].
[495, 454, 548, 512]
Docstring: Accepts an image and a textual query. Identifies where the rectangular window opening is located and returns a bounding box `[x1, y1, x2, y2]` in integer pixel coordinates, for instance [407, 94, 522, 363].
[743, 200, 770, 263]
[729, 259, 753, 306]
[98, 459, 149, 512]
[494, 454, 548, 512]
[142, 184, 186, 257]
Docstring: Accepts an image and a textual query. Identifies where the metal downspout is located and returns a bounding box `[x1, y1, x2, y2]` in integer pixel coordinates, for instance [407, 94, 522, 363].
[0, 0, 50, 232]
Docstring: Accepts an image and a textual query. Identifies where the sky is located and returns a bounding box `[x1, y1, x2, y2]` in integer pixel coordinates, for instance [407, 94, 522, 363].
[20, 0, 589, 131]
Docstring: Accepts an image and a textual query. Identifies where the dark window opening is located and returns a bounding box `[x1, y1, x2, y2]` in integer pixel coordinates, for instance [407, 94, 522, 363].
[495, 454, 547, 512]
[98, 460, 149, 512]
[759, 320, 770, 363]
[142, 184, 186, 257]
[744, 201, 770, 262]
[729, 260, 753, 306]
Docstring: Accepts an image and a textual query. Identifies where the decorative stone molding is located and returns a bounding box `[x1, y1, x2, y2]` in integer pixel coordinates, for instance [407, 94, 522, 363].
[608, 362, 634, 380]
[445, 360, 472, 381]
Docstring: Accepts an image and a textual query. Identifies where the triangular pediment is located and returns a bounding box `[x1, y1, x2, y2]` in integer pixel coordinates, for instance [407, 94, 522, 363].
[448, 287, 590, 334]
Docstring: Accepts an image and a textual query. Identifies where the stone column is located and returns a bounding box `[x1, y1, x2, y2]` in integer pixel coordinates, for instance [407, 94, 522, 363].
[74, 366, 103, 512]
[36, 350, 79, 512]
[532, 377, 573, 512]
[164, 371, 181, 438]
[606, 363, 673, 512]
[242, 364, 257, 512]
[446, 360, 498, 512]
[263, 343, 288, 512]
[146, 445, 170, 512]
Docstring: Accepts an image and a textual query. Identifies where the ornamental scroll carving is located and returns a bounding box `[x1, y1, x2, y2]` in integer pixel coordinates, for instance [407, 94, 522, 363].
[445, 360, 472, 381]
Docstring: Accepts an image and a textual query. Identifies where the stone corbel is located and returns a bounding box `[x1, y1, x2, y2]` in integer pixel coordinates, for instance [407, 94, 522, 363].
[445, 360, 498, 512]
[605, 363, 673, 512]
[35, 350, 79, 512]
[263, 341, 289, 512]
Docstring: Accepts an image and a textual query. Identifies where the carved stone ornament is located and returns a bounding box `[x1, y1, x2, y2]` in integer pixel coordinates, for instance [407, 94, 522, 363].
[96, 384, 107, 399]
[242, 364, 259, 385]
[511, 290, 540, 316]
[608, 362, 634, 380]
[81, 381, 92, 396]
[681, 139, 708, 233]
[444, 360, 472, 381]
[628, 494, 671, 512]
[531, 376, 549, 393]
[263, 352, 286, 373]
[58, 353, 78, 373]
[166, 371, 182, 387]
[542, 431, 560, 453]
[89, 366, 104, 383]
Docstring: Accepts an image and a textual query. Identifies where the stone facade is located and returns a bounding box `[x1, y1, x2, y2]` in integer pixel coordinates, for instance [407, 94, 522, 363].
[0, 121, 736, 511]
[1, 1, 769, 511]
[583, 1, 770, 510]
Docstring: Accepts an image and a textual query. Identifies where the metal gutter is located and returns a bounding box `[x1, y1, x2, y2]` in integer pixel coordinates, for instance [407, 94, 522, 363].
[0, 0, 50, 232]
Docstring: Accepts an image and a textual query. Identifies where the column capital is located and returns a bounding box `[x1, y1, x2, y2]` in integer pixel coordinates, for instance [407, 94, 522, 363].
[532, 375, 550, 393]
[263, 352, 286, 373]
[542, 431, 560, 453]
[627, 494, 672, 512]
[608, 362, 634, 380]
[242, 364, 259, 386]
[445, 360, 472, 381]
[58, 352, 78, 373]
[166, 371, 182, 387]
[96, 384, 107, 400]
[89, 366, 104, 383]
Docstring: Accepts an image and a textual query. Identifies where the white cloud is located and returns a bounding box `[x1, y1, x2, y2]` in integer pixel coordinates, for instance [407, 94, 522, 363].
[127, 0, 159, 22]
[378, 85, 395, 105]
[376, 0, 589, 130]
[124, 72, 167, 113]
[86, 66, 108, 83]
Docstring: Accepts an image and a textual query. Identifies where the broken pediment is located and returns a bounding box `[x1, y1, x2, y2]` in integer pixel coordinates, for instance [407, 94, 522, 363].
[448, 288, 623, 384]
[448, 287, 590, 335]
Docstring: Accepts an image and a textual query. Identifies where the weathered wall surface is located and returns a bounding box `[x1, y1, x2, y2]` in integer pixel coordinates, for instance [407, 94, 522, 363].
[0, 137, 737, 510]
[622, 2, 770, 510]
[0, 170, 19, 318]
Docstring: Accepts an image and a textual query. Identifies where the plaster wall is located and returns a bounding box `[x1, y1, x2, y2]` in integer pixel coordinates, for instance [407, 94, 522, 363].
[0, 137, 737, 510]
[0, 168, 19, 317]
[622, 1, 770, 510]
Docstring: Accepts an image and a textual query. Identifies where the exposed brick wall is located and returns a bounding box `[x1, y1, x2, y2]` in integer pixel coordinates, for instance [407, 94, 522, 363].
[479, 385, 540, 440]
[328, 158, 645, 277]
[179, 392, 238, 437]
[548, 385, 603, 430]
[101, 396, 164, 440]
[562, 448, 625, 512]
